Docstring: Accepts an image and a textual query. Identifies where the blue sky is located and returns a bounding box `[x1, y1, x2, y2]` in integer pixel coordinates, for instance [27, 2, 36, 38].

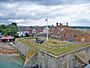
[0, 0, 90, 26]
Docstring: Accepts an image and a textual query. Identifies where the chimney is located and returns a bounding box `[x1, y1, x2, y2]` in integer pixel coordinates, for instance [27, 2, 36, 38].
[56, 22, 58, 26]
[66, 22, 68, 26]
[52, 24, 54, 27]
[60, 23, 62, 26]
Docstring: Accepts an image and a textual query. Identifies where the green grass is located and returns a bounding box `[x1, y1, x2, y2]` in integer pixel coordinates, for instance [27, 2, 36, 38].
[43, 43, 88, 55]
[16, 37, 89, 56]
[47, 38, 72, 46]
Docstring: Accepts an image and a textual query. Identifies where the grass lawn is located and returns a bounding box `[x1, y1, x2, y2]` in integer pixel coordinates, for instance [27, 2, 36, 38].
[16, 37, 89, 56]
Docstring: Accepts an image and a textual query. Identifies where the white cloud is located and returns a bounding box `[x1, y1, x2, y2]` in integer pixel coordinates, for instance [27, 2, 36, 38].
[9, 19, 25, 23]
[47, 3, 90, 26]
[0, 13, 4, 17]
[0, 2, 90, 26]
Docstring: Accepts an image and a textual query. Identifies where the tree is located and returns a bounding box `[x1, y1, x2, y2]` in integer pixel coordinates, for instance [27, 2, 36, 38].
[11, 22, 17, 26]
[0, 22, 18, 37]
[0, 24, 6, 33]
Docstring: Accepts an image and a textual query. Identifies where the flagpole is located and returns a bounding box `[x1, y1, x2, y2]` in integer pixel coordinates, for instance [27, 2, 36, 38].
[45, 18, 48, 41]
[47, 19, 48, 41]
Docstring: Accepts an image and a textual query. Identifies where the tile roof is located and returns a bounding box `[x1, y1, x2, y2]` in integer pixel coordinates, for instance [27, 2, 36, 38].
[0, 36, 14, 40]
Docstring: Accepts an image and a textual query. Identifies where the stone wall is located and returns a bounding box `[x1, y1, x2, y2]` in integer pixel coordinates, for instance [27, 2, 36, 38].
[38, 50, 57, 68]
[15, 41, 90, 68]
[15, 41, 38, 67]
[15, 41, 31, 56]
[25, 53, 38, 68]
[37, 46, 90, 68]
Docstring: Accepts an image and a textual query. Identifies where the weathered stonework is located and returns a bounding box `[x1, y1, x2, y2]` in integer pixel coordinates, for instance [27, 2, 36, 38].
[24, 53, 38, 68]
[15, 41, 31, 56]
[37, 46, 90, 68]
[15, 41, 90, 68]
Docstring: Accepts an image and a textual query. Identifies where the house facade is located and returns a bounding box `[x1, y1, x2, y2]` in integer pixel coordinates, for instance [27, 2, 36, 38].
[18, 23, 90, 43]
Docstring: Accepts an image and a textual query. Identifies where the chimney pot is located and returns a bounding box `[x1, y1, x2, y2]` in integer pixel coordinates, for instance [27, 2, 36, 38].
[56, 22, 58, 26]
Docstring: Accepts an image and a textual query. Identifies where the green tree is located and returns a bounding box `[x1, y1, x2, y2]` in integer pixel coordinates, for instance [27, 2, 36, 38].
[0, 22, 18, 37]
[0, 24, 6, 33]
[11, 22, 17, 26]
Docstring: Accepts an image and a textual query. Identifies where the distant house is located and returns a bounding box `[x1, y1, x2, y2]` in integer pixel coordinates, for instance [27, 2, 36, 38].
[32, 29, 36, 34]
[43, 27, 50, 34]
[29, 27, 43, 35]
[49, 23, 70, 35]
[18, 26, 30, 36]
[17, 31, 29, 37]
[80, 32, 90, 42]
[36, 28, 43, 33]
[0, 36, 15, 42]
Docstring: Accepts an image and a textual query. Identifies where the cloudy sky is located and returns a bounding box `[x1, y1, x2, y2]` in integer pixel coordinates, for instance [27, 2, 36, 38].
[0, 0, 90, 26]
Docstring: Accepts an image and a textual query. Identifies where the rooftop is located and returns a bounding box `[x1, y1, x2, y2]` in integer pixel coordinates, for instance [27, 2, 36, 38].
[0, 36, 14, 40]
[16, 37, 89, 56]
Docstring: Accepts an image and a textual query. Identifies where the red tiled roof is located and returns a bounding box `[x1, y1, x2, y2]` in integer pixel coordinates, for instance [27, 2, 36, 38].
[86, 31, 90, 35]
[35, 28, 43, 32]
[80, 33, 90, 42]
[0, 36, 14, 40]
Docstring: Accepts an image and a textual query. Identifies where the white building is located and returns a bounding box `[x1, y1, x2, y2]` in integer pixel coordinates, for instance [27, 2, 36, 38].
[17, 31, 29, 36]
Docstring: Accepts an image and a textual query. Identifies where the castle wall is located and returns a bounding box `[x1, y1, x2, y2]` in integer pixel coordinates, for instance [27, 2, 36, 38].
[38, 50, 57, 68]
[38, 46, 90, 68]
[15, 41, 31, 56]
[15, 41, 90, 68]
[25, 53, 38, 68]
